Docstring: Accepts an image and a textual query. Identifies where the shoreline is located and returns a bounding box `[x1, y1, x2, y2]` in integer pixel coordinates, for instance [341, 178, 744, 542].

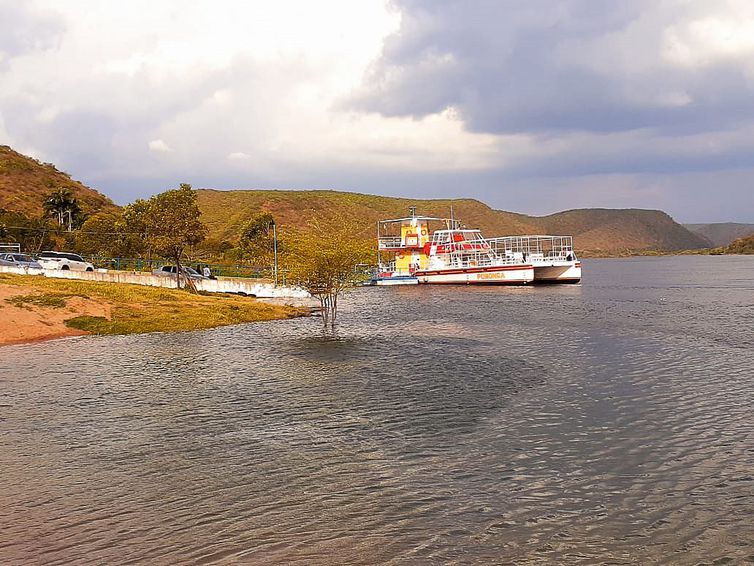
[0, 273, 309, 347]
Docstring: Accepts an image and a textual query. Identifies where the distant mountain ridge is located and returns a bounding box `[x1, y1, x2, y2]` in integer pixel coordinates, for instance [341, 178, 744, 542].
[684, 223, 754, 247]
[0, 145, 115, 216]
[0, 145, 714, 253]
[196, 189, 711, 253]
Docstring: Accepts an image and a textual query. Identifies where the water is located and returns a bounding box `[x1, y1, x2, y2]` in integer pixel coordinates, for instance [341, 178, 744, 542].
[1, 256, 753, 564]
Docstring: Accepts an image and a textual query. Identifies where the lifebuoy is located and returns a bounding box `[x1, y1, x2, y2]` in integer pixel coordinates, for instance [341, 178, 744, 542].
[421, 228, 427, 236]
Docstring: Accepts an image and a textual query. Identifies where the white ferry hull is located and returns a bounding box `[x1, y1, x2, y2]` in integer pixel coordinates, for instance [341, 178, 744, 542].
[532, 261, 581, 283]
[372, 276, 418, 286]
[415, 264, 534, 285]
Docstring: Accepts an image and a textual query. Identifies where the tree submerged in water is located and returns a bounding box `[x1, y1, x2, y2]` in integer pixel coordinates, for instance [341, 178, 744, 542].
[285, 218, 372, 327]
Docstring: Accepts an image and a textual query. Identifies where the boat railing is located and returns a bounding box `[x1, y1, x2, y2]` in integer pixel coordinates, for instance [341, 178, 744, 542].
[487, 235, 575, 260]
[434, 248, 528, 268]
[378, 236, 404, 249]
[378, 260, 397, 272]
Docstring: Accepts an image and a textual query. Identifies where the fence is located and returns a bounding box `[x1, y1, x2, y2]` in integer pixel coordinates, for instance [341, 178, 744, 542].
[83, 256, 287, 282]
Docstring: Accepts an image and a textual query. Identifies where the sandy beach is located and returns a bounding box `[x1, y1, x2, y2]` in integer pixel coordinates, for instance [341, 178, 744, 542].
[0, 285, 111, 346]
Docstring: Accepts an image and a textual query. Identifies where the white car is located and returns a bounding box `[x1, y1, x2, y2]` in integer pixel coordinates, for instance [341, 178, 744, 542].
[37, 251, 95, 272]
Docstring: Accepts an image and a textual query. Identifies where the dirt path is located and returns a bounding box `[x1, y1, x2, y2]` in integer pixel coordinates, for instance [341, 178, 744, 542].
[0, 286, 111, 346]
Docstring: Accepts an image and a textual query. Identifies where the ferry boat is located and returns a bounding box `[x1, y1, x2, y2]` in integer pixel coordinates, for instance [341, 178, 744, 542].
[487, 235, 582, 283]
[368, 208, 534, 285]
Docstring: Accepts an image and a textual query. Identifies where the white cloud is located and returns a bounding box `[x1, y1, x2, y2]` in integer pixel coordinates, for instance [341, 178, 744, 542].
[0, 0, 753, 220]
[148, 139, 172, 153]
[227, 152, 250, 161]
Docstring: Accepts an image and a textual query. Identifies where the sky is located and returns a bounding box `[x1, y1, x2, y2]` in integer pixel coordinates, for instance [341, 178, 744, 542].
[1, 0, 753, 222]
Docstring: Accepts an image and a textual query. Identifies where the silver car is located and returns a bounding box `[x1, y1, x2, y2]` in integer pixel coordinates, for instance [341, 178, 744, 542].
[0, 253, 43, 270]
[152, 265, 207, 280]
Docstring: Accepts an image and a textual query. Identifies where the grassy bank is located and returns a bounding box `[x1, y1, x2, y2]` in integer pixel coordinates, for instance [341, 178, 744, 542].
[0, 273, 307, 340]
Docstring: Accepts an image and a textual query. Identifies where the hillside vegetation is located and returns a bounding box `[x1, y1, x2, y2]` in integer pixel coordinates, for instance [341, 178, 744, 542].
[685, 222, 754, 247]
[0, 145, 714, 255]
[725, 234, 754, 254]
[0, 145, 115, 216]
[197, 189, 710, 254]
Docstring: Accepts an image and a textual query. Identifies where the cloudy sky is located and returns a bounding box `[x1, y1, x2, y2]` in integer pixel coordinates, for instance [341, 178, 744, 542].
[1, 0, 753, 222]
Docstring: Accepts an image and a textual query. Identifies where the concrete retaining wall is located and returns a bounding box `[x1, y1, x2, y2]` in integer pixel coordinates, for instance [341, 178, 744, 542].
[0, 265, 309, 299]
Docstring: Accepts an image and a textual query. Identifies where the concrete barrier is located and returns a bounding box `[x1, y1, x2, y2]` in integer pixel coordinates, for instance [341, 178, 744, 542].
[0, 265, 310, 298]
[0, 265, 45, 276]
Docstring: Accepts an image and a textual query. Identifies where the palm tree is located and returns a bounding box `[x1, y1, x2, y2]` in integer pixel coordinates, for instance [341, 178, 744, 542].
[42, 188, 82, 230]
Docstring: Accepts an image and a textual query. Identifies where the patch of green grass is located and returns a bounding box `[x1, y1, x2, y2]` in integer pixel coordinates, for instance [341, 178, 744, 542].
[65, 316, 110, 333]
[64, 299, 303, 335]
[7, 293, 68, 309]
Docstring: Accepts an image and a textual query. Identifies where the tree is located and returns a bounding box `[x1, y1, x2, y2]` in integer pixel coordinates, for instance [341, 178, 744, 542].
[144, 184, 208, 288]
[285, 218, 372, 327]
[42, 188, 82, 230]
[122, 199, 153, 259]
[75, 211, 144, 258]
[239, 212, 276, 268]
[0, 208, 56, 252]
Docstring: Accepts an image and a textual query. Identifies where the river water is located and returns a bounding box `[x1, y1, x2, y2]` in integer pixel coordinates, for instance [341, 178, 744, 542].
[1, 256, 753, 564]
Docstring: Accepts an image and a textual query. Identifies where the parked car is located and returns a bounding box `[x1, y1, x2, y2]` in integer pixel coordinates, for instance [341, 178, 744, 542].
[152, 265, 207, 280]
[0, 253, 43, 269]
[36, 251, 95, 271]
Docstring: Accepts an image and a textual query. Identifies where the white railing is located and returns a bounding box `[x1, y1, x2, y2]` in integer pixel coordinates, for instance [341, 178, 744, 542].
[0, 243, 21, 254]
[487, 235, 576, 261]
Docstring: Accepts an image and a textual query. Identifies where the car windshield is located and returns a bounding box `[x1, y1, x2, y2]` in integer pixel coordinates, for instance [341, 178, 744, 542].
[13, 254, 34, 262]
[185, 267, 200, 275]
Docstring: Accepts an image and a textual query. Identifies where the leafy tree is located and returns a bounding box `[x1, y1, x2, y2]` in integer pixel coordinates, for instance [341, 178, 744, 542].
[285, 218, 372, 326]
[122, 199, 153, 259]
[75, 211, 145, 258]
[0, 208, 56, 252]
[239, 212, 276, 267]
[42, 188, 82, 229]
[144, 183, 208, 288]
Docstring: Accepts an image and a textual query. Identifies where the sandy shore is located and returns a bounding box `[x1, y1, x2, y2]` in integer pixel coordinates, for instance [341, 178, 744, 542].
[0, 286, 111, 346]
[0, 273, 307, 347]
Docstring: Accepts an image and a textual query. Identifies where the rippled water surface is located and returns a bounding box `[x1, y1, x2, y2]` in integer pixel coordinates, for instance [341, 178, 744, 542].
[1, 256, 753, 564]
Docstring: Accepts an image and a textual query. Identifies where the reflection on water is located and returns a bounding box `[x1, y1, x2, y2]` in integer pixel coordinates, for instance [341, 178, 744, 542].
[1, 256, 753, 564]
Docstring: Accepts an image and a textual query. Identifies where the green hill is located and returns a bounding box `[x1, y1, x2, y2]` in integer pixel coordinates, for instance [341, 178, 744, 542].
[0, 145, 115, 217]
[684, 223, 754, 247]
[196, 189, 710, 254]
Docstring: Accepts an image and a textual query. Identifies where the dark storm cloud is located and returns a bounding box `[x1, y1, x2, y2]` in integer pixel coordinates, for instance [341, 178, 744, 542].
[349, 0, 754, 136]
